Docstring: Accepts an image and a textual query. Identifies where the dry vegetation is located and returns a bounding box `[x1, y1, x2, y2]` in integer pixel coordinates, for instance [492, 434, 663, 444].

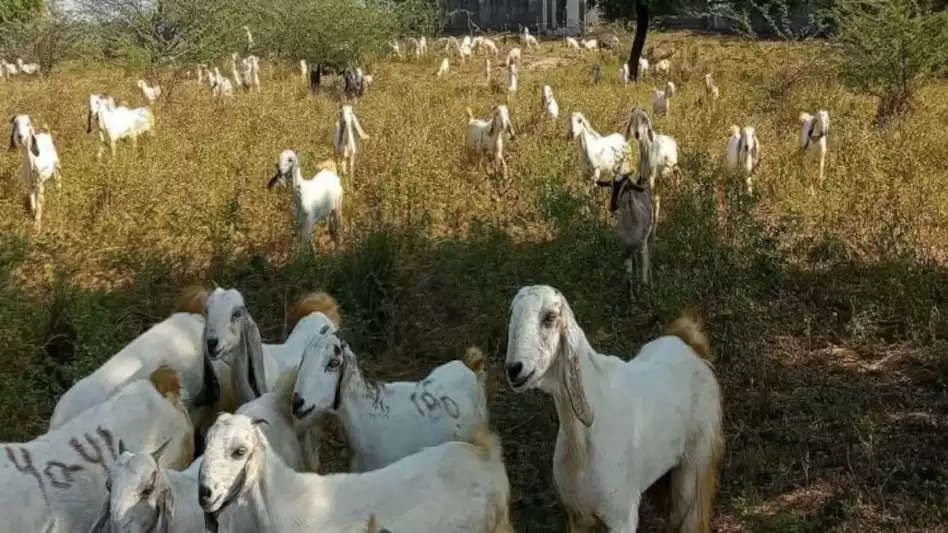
[1, 31, 947, 531]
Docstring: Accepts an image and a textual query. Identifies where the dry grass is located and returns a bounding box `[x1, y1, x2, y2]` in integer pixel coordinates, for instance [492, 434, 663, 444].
[1, 31, 947, 531]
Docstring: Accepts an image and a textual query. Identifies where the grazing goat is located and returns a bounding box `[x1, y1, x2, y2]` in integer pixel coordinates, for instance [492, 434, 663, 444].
[565, 36, 580, 50]
[704, 73, 720, 103]
[506, 62, 518, 92]
[725, 125, 761, 193]
[567, 112, 630, 183]
[49, 287, 233, 433]
[198, 414, 513, 533]
[474, 36, 499, 56]
[16, 58, 40, 74]
[333, 104, 369, 178]
[652, 58, 671, 76]
[9, 114, 62, 229]
[799, 110, 830, 188]
[596, 174, 654, 287]
[541, 85, 559, 120]
[3, 368, 194, 533]
[652, 81, 676, 116]
[581, 39, 599, 50]
[626, 108, 679, 234]
[92, 450, 204, 533]
[268, 150, 344, 250]
[505, 286, 723, 533]
[436, 57, 450, 77]
[136, 79, 162, 104]
[87, 94, 156, 159]
[505, 47, 521, 67]
[466, 105, 516, 179]
[293, 331, 489, 472]
[521, 27, 540, 49]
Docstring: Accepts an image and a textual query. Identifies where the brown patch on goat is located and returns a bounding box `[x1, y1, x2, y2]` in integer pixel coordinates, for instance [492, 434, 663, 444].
[666, 311, 712, 361]
[287, 291, 341, 331]
[175, 285, 209, 315]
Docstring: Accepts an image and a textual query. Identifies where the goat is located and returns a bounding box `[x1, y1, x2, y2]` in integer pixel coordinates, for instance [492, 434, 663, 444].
[704, 73, 720, 103]
[507, 62, 518, 92]
[652, 58, 671, 76]
[92, 450, 204, 533]
[436, 57, 450, 77]
[581, 39, 599, 50]
[565, 36, 580, 50]
[725, 125, 761, 194]
[505, 287, 724, 532]
[267, 150, 344, 251]
[343, 67, 366, 99]
[332, 104, 369, 178]
[618, 62, 630, 85]
[466, 105, 516, 179]
[136, 79, 162, 104]
[3, 59, 18, 76]
[521, 27, 540, 49]
[230, 52, 245, 91]
[626, 107, 679, 233]
[87, 94, 156, 159]
[541, 85, 559, 120]
[9, 114, 62, 229]
[652, 81, 676, 116]
[3, 368, 194, 533]
[474, 36, 499, 56]
[198, 414, 513, 532]
[309, 62, 325, 93]
[596, 174, 654, 287]
[567, 112, 630, 183]
[196, 64, 207, 84]
[211, 68, 234, 98]
[505, 47, 521, 67]
[241, 55, 261, 92]
[243, 25, 254, 49]
[389, 40, 403, 59]
[799, 110, 830, 188]
[637, 57, 649, 80]
[300, 59, 308, 83]
[16, 58, 40, 74]
[293, 332, 489, 472]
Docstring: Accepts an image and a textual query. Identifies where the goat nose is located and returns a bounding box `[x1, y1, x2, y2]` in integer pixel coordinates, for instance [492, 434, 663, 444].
[198, 484, 212, 505]
[205, 338, 219, 356]
[506, 362, 523, 382]
[291, 393, 304, 415]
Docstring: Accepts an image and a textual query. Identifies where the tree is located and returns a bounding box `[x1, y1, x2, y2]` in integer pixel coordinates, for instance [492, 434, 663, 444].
[829, 0, 948, 123]
[0, 1, 87, 73]
[0, 0, 42, 24]
[597, 0, 685, 82]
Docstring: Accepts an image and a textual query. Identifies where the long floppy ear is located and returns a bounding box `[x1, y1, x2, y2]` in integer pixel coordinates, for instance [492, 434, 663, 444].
[488, 107, 499, 136]
[193, 345, 221, 408]
[335, 111, 346, 148]
[156, 483, 175, 533]
[118, 440, 127, 455]
[242, 314, 266, 399]
[332, 346, 349, 411]
[28, 134, 39, 157]
[9, 119, 15, 150]
[89, 497, 112, 533]
[558, 299, 594, 427]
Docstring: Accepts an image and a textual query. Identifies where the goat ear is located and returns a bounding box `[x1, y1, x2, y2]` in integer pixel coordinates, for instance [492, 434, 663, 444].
[118, 440, 127, 455]
[9, 122, 15, 150]
[156, 484, 175, 533]
[558, 301, 594, 427]
[252, 418, 270, 426]
[29, 135, 39, 157]
[89, 497, 112, 533]
[243, 314, 266, 399]
[151, 439, 170, 463]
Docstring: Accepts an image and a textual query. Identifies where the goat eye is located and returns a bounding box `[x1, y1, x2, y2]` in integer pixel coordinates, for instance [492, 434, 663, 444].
[327, 358, 341, 370]
[543, 312, 557, 327]
[233, 446, 247, 458]
[232, 308, 244, 320]
[142, 485, 153, 497]
[105, 478, 112, 491]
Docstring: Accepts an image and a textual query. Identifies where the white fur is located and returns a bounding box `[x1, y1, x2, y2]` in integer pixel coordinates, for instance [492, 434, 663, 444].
[505, 47, 521, 67]
[704, 73, 720, 102]
[652, 58, 670, 76]
[211, 67, 234, 98]
[16, 58, 40, 74]
[581, 39, 598, 50]
[521, 27, 539, 49]
[299, 59, 308, 83]
[637, 58, 649, 80]
[627, 108, 679, 190]
[293, 332, 488, 472]
[198, 413, 512, 532]
[725, 125, 761, 193]
[2, 379, 193, 533]
[505, 285, 722, 532]
[798, 110, 830, 187]
[136, 79, 161, 104]
[474, 36, 499, 56]
[542, 85, 559, 120]
[564, 37, 580, 50]
[466, 105, 516, 179]
[567, 112, 630, 183]
[506, 62, 518, 92]
[332, 105, 369, 177]
[652, 81, 676, 116]
[436, 57, 450, 77]
[618, 63, 630, 85]
[268, 150, 344, 251]
[86, 93, 155, 159]
[9, 114, 62, 229]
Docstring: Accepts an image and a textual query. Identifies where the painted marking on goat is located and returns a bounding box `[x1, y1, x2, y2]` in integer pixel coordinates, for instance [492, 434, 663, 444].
[441, 396, 460, 418]
[421, 392, 439, 410]
[5, 446, 48, 503]
[70, 432, 107, 473]
[44, 461, 83, 488]
[410, 393, 426, 417]
[96, 427, 117, 460]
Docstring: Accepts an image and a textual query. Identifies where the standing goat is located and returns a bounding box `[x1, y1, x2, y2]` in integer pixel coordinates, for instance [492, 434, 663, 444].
[521, 27, 540, 49]
[136, 79, 162, 104]
[704, 73, 720, 104]
[505, 286, 724, 533]
[333, 104, 369, 178]
[293, 332, 489, 472]
[87, 94, 155, 159]
[596, 174, 654, 288]
[466, 105, 516, 179]
[198, 414, 513, 532]
[626, 108, 679, 233]
[9, 114, 62, 229]
[798, 110, 830, 189]
[505, 47, 521, 67]
[16, 58, 40, 74]
[637, 57, 649, 80]
[268, 150, 344, 251]
[541, 85, 559, 120]
[652, 81, 676, 116]
[618, 62, 630, 85]
[567, 112, 630, 183]
[436, 57, 450, 77]
[565, 36, 580, 51]
[211, 67, 234, 98]
[299, 59, 308, 83]
[725, 125, 761, 194]
[506, 62, 519, 92]
[241, 55, 261, 92]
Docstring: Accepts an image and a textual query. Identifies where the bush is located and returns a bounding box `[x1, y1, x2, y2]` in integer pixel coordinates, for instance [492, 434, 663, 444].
[829, 0, 948, 123]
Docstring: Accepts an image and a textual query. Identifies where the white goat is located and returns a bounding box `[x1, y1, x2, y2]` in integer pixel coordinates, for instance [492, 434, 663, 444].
[268, 151, 344, 250]
[87, 93, 156, 159]
[506, 62, 518, 92]
[92, 451, 204, 533]
[704, 73, 720, 103]
[3, 59, 18, 76]
[136, 79, 162, 104]
[211, 67, 234, 98]
[567, 112, 630, 183]
[436, 57, 450, 77]
[198, 414, 513, 532]
[581, 38, 599, 50]
[293, 332, 489, 472]
[243, 25, 254, 49]
[725, 125, 761, 194]
[474, 36, 499, 56]
[565, 36, 580, 50]
[521, 27, 539, 49]
[505, 47, 521, 67]
[230, 52, 245, 90]
[618, 62, 630, 85]
[652, 81, 676, 116]
[299, 59, 308, 83]
[505, 286, 724, 532]
[799, 110, 830, 188]
[466, 105, 516, 179]
[652, 58, 671, 76]
[241, 55, 261, 92]
[9, 114, 62, 229]
[541, 85, 559, 120]
[332, 104, 369, 178]
[2, 368, 194, 533]
[638, 57, 649, 80]
[16, 57, 40, 74]
[627, 108, 679, 235]
[389, 40, 403, 59]
[49, 287, 232, 432]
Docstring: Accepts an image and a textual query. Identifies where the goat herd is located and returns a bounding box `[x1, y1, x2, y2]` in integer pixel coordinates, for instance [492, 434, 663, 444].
[1, 25, 837, 533]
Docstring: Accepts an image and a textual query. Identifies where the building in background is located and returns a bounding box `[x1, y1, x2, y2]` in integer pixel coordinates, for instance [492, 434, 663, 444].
[443, 0, 587, 35]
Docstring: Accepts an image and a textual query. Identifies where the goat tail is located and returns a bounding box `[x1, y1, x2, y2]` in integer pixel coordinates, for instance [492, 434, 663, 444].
[465, 107, 474, 120]
[150, 365, 184, 407]
[463, 346, 486, 375]
[696, 422, 725, 533]
[176, 285, 209, 315]
[468, 425, 503, 463]
[288, 290, 342, 331]
[666, 310, 712, 361]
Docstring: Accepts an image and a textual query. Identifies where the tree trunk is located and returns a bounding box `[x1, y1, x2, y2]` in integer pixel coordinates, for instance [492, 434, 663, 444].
[627, 0, 649, 82]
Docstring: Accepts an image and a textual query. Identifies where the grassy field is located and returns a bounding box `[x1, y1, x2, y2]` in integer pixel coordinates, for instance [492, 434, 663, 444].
[1, 30, 947, 531]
